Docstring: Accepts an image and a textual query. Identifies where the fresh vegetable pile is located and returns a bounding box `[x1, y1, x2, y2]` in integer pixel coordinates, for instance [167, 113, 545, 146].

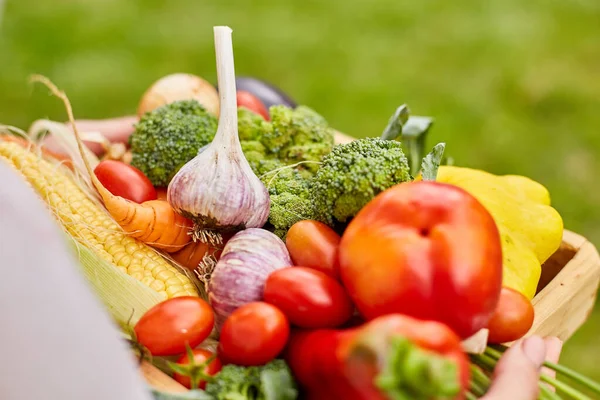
[1, 25, 598, 400]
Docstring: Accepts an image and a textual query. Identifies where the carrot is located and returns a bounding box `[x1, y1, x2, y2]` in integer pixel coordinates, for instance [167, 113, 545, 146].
[1, 135, 74, 169]
[171, 240, 223, 271]
[31, 75, 193, 253]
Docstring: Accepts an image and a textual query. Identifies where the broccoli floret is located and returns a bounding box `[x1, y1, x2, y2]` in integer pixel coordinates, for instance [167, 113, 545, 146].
[241, 140, 267, 154]
[269, 192, 315, 239]
[280, 143, 332, 173]
[238, 107, 271, 141]
[129, 100, 217, 187]
[241, 140, 269, 176]
[311, 138, 412, 225]
[205, 359, 298, 400]
[261, 105, 334, 155]
[286, 106, 335, 148]
[261, 105, 295, 153]
[260, 166, 315, 238]
[262, 167, 311, 197]
[245, 157, 283, 178]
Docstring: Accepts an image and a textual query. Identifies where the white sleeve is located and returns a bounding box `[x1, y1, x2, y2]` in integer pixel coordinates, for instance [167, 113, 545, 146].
[0, 162, 153, 400]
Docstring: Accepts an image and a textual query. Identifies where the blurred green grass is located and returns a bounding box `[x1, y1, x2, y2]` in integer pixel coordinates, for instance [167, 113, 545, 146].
[1, 0, 600, 379]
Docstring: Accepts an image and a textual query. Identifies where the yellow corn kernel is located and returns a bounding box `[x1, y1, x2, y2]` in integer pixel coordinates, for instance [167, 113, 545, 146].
[0, 141, 198, 299]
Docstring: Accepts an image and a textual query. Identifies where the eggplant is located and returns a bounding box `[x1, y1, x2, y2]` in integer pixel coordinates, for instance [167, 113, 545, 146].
[216, 76, 297, 109]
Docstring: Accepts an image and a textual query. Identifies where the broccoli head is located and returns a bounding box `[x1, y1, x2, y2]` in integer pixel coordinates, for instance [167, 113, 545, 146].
[205, 359, 298, 400]
[261, 105, 335, 155]
[269, 192, 315, 239]
[129, 100, 217, 187]
[238, 107, 272, 141]
[279, 143, 332, 173]
[259, 166, 315, 239]
[262, 166, 311, 197]
[311, 137, 412, 225]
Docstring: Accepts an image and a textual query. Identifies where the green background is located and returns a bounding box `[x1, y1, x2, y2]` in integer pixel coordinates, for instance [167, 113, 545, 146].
[1, 0, 599, 378]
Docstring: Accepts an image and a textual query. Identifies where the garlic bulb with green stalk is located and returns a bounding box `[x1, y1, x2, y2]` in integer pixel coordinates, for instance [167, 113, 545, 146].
[167, 26, 270, 245]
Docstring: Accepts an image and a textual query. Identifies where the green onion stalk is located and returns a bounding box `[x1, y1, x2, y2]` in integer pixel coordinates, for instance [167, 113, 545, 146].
[468, 345, 600, 399]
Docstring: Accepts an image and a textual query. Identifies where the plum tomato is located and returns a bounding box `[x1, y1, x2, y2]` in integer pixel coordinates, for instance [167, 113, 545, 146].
[487, 287, 535, 344]
[285, 220, 341, 279]
[134, 296, 214, 356]
[236, 90, 270, 120]
[264, 267, 353, 329]
[172, 349, 222, 390]
[94, 159, 157, 203]
[218, 302, 289, 366]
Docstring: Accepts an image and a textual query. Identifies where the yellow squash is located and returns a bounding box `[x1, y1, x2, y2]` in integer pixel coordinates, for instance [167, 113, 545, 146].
[431, 166, 564, 299]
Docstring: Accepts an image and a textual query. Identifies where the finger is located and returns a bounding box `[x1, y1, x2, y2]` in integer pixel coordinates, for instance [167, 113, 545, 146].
[541, 336, 563, 391]
[483, 335, 546, 400]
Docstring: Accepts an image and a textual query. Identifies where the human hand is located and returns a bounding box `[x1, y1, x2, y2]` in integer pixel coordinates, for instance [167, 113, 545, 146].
[483, 335, 563, 399]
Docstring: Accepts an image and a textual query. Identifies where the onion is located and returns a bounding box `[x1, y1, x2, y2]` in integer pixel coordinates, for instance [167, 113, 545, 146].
[208, 228, 292, 330]
[137, 73, 220, 117]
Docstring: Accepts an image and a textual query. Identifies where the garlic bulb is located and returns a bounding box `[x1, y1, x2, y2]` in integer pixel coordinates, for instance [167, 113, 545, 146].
[167, 26, 270, 245]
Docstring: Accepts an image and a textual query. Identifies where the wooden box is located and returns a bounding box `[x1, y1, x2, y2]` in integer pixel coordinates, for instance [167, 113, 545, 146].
[143, 133, 600, 393]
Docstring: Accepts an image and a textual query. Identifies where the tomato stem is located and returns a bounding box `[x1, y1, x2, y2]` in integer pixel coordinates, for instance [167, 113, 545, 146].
[368, 336, 461, 399]
[465, 391, 478, 400]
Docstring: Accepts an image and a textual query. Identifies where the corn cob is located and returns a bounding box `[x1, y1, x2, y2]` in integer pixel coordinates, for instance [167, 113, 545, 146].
[0, 140, 198, 300]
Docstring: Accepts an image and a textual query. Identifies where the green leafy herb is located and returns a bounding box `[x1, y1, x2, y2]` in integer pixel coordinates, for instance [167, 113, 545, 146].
[380, 105, 409, 141]
[401, 116, 434, 177]
[421, 143, 446, 181]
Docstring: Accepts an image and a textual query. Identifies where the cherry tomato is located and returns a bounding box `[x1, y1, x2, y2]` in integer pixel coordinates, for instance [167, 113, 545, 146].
[94, 160, 157, 203]
[237, 91, 270, 120]
[172, 349, 222, 390]
[264, 267, 353, 329]
[155, 187, 168, 201]
[285, 220, 341, 279]
[218, 302, 289, 366]
[487, 287, 535, 344]
[134, 296, 214, 356]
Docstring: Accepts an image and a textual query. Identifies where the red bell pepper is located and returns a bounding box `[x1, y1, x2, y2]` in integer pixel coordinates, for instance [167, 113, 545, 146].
[339, 181, 503, 339]
[284, 314, 470, 400]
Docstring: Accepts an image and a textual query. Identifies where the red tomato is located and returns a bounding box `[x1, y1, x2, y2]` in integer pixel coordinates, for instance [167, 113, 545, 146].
[285, 220, 341, 279]
[237, 91, 270, 120]
[218, 302, 289, 366]
[264, 267, 353, 328]
[487, 287, 535, 344]
[155, 187, 168, 201]
[94, 160, 157, 203]
[134, 297, 214, 356]
[172, 349, 222, 390]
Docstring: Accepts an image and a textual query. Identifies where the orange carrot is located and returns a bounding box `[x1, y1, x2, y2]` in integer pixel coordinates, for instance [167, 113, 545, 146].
[1, 135, 74, 169]
[31, 75, 193, 253]
[171, 240, 223, 271]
